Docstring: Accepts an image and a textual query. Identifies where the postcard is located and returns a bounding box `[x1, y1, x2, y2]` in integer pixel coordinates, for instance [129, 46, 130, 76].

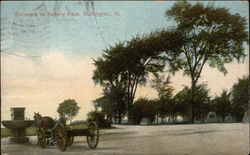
[1, 1, 249, 154]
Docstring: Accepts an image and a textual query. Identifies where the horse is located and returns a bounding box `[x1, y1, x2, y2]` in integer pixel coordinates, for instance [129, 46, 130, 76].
[33, 112, 54, 130]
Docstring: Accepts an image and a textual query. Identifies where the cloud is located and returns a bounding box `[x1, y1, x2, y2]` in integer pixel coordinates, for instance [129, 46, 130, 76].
[1, 51, 249, 122]
[1, 52, 102, 121]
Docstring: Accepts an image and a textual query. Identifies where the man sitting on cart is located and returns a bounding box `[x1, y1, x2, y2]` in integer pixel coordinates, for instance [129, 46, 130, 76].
[51, 113, 66, 144]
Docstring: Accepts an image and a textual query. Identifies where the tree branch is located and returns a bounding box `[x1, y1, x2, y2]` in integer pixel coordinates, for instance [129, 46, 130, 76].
[194, 56, 208, 84]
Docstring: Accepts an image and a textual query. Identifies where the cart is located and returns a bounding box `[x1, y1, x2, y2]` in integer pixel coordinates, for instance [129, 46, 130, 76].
[37, 121, 99, 152]
[55, 121, 99, 152]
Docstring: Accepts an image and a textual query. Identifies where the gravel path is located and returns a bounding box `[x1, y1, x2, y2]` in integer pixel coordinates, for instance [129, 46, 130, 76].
[1, 123, 249, 155]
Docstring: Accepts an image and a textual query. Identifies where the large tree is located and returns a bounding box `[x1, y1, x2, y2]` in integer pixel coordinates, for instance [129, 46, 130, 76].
[57, 99, 80, 124]
[165, 1, 248, 123]
[93, 32, 182, 123]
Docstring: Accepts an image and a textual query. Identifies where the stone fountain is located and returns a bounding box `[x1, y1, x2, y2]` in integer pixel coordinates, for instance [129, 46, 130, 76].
[2, 107, 35, 143]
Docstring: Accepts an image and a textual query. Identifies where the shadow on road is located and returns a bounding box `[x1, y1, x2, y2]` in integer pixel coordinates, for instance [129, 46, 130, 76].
[157, 129, 238, 136]
[66, 144, 121, 152]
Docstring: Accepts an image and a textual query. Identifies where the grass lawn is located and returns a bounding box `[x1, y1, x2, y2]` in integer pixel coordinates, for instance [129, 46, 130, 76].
[1, 128, 11, 138]
[1, 127, 37, 138]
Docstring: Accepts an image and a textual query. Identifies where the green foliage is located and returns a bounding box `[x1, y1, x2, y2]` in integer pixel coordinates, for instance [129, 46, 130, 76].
[93, 94, 116, 120]
[131, 98, 156, 124]
[212, 90, 231, 122]
[173, 87, 190, 117]
[193, 84, 211, 120]
[1, 127, 37, 138]
[26, 127, 37, 136]
[1, 128, 10, 138]
[156, 98, 168, 120]
[93, 87, 127, 124]
[151, 74, 175, 122]
[173, 83, 211, 121]
[92, 33, 174, 123]
[87, 111, 112, 128]
[151, 74, 174, 99]
[70, 123, 88, 129]
[57, 99, 80, 123]
[92, 1, 248, 124]
[231, 76, 249, 122]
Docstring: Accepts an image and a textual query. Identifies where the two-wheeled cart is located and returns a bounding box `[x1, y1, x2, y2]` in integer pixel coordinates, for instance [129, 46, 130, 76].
[55, 121, 99, 152]
[37, 122, 99, 152]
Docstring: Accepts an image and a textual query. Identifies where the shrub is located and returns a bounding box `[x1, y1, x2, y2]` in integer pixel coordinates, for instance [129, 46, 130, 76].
[131, 98, 156, 125]
[87, 111, 112, 128]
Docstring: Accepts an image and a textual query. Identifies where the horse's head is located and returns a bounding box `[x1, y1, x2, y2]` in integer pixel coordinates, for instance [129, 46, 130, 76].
[33, 112, 42, 121]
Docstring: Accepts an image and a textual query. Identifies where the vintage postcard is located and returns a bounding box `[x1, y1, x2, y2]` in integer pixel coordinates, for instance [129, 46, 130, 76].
[1, 1, 249, 154]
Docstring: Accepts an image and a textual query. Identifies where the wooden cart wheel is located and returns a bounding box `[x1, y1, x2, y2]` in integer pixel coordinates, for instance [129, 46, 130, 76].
[37, 128, 46, 148]
[56, 123, 67, 152]
[86, 121, 99, 149]
[66, 126, 74, 146]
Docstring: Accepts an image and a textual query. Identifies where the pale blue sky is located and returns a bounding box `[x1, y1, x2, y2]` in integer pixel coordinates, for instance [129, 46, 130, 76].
[1, 1, 249, 57]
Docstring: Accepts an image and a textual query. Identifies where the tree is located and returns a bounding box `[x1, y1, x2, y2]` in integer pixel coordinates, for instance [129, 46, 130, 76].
[131, 97, 156, 125]
[212, 90, 231, 122]
[57, 99, 80, 124]
[151, 74, 174, 123]
[93, 47, 128, 124]
[165, 1, 248, 123]
[93, 31, 181, 123]
[173, 88, 190, 121]
[92, 87, 126, 123]
[173, 84, 211, 122]
[92, 94, 115, 121]
[151, 74, 174, 99]
[193, 84, 211, 122]
[108, 37, 165, 123]
[231, 76, 249, 122]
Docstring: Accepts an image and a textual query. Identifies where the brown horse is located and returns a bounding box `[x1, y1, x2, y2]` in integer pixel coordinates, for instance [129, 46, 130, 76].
[33, 112, 54, 130]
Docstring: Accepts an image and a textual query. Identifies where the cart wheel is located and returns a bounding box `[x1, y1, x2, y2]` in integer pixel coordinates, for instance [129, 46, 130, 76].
[66, 126, 74, 146]
[37, 128, 46, 148]
[56, 123, 67, 152]
[87, 121, 99, 149]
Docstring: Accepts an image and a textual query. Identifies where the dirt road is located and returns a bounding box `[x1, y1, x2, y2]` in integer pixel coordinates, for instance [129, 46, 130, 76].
[1, 123, 249, 155]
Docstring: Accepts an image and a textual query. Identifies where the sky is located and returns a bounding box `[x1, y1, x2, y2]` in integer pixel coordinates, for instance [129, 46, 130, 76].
[1, 1, 249, 122]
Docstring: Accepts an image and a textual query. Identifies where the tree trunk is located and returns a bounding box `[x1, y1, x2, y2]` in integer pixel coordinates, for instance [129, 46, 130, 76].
[156, 115, 158, 124]
[118, 112, 122, 124]
[114, 114, 117, 124]
[190, 79, 195, 123]
[127, 99, 133, 124]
